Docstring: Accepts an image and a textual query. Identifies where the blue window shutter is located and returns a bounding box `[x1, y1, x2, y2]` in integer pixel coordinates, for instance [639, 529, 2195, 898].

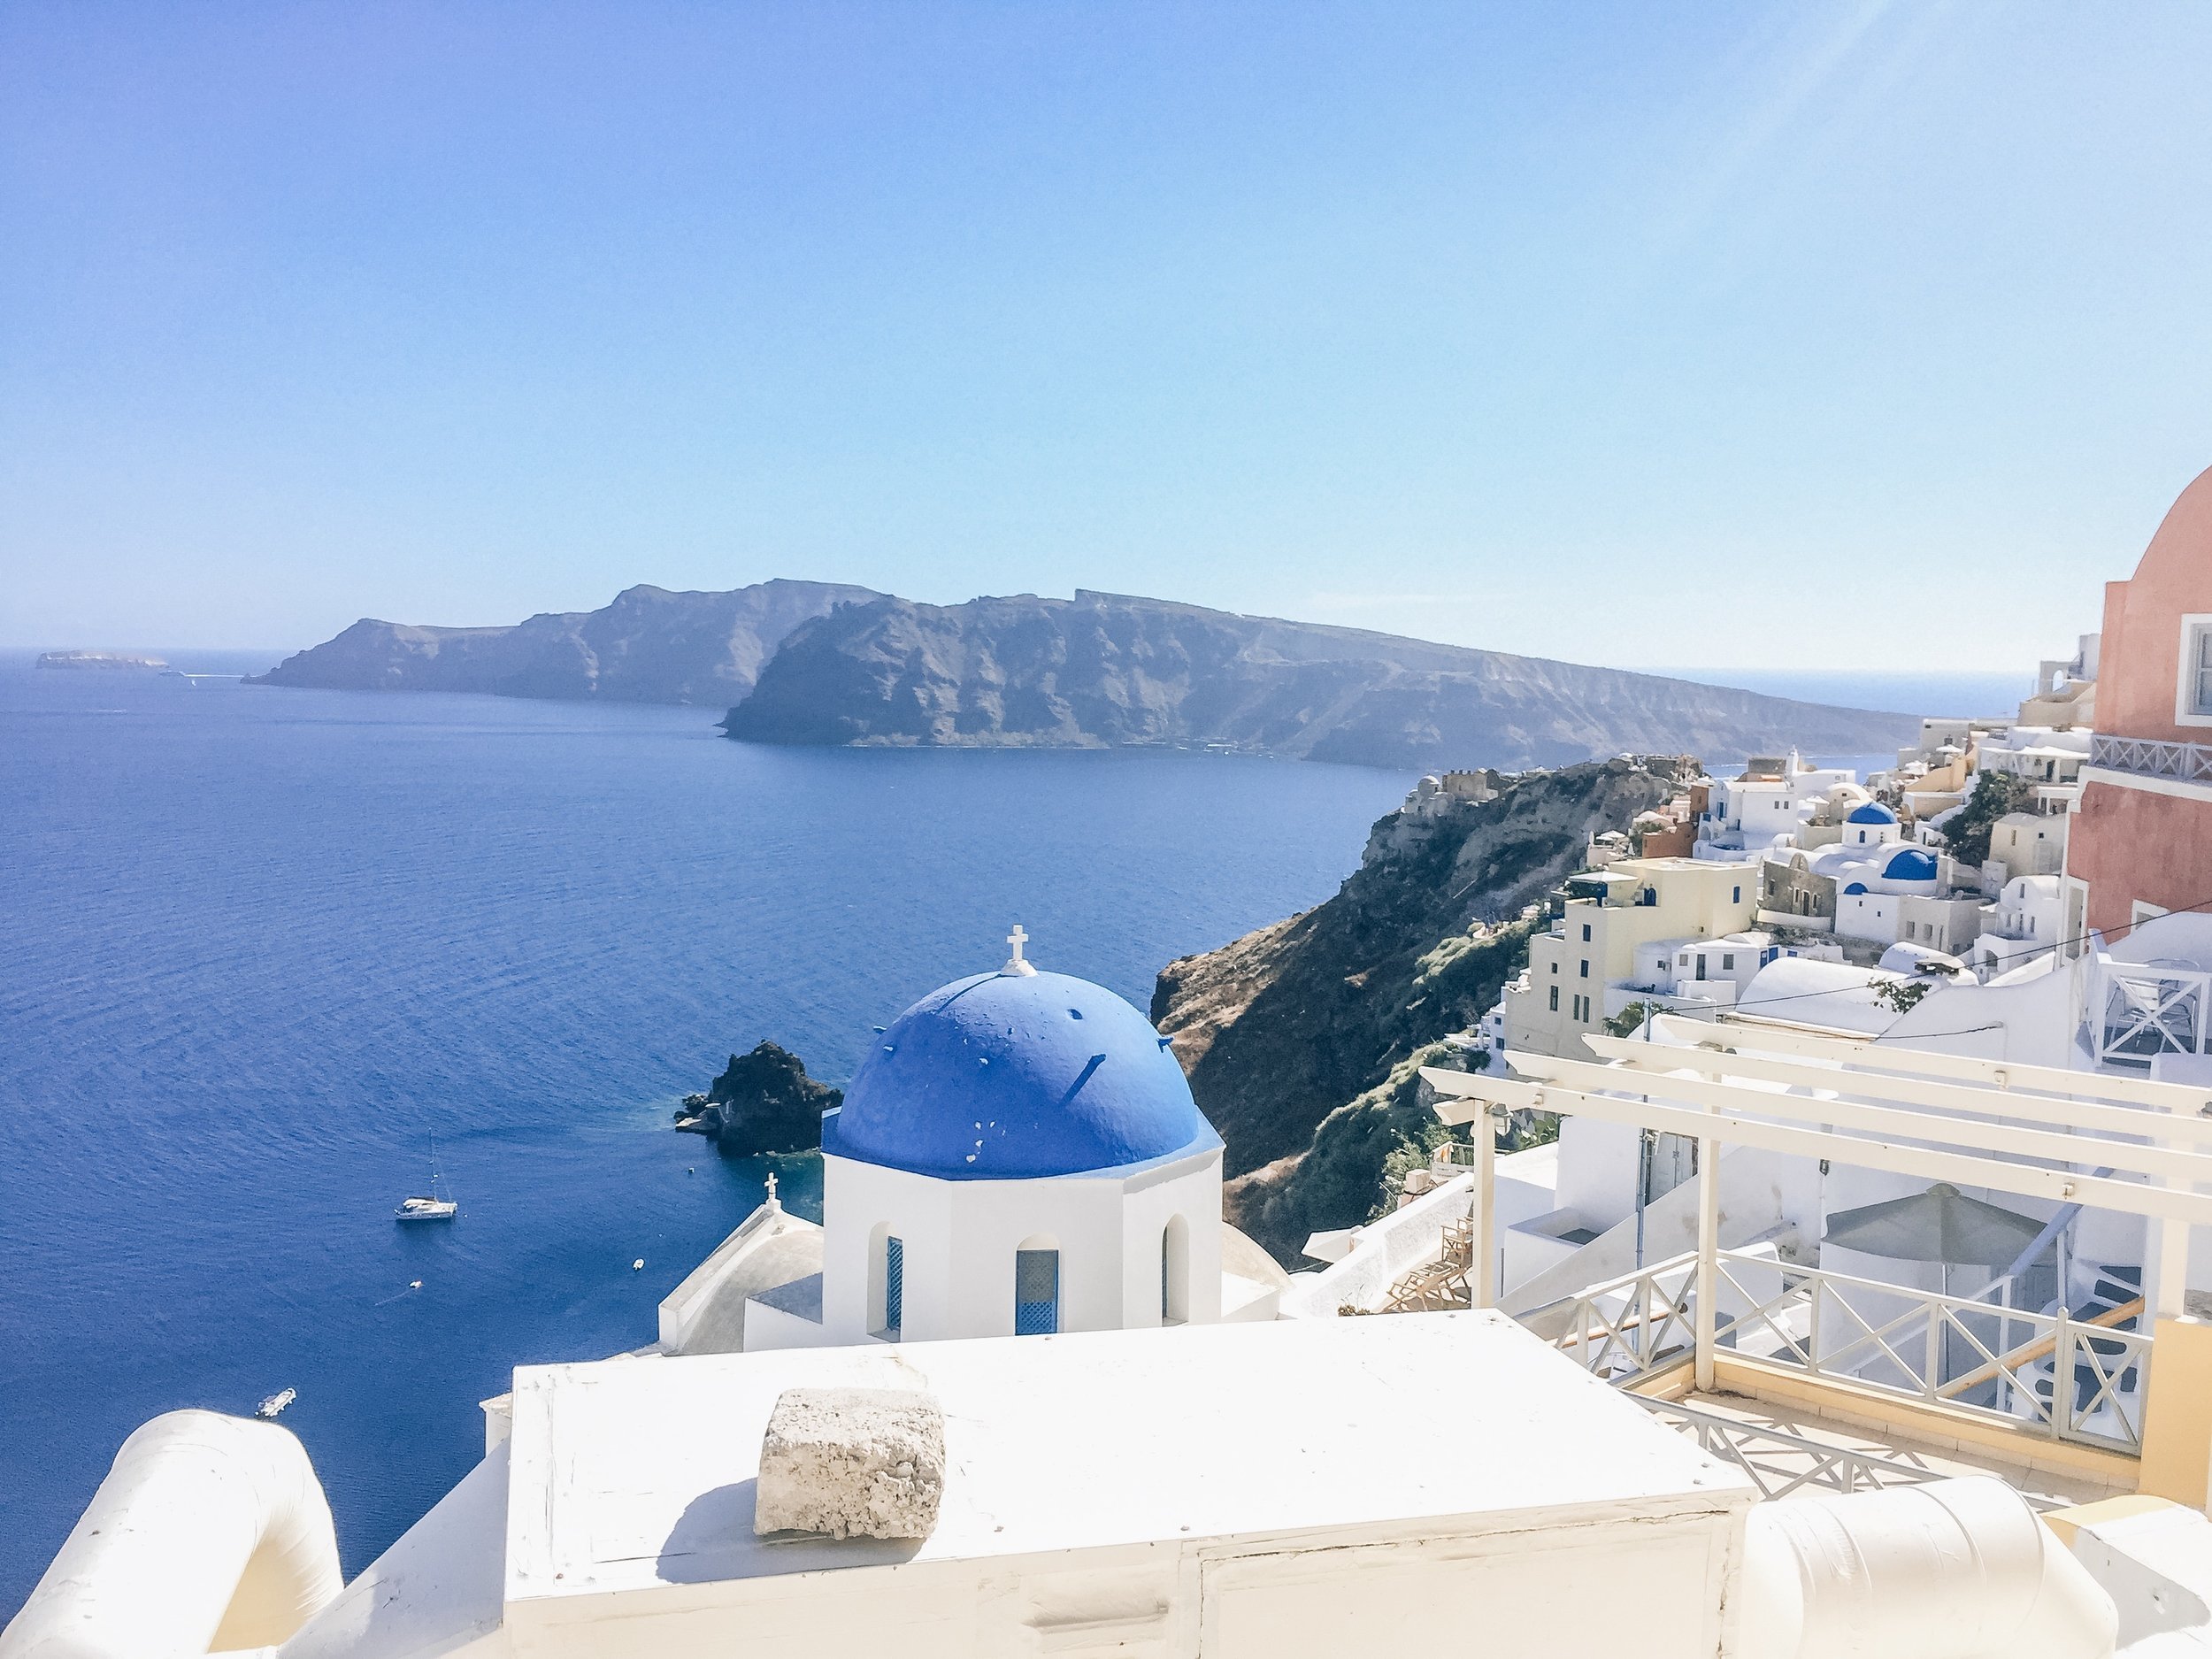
[1015, 1249, 1059, 1335]
[885, 1236, 904, 1336]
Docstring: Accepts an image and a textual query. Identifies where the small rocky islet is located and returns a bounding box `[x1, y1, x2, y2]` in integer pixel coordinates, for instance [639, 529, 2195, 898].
[675, 1040, 841, 1156]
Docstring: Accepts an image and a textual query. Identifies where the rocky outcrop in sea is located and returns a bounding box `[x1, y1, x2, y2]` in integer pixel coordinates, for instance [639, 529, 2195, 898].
[675, 1041, 842, 1156]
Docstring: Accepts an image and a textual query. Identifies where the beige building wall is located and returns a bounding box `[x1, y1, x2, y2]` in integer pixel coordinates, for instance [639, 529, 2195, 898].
[1988, 811, 2067, 879]
[1503, 857, 1757, 1059]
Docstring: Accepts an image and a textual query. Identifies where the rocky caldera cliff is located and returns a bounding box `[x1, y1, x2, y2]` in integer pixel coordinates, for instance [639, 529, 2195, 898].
[254, 580, 880, 704]
[1152, 757, 1694, 1263]
[723, 591, 1909, 770]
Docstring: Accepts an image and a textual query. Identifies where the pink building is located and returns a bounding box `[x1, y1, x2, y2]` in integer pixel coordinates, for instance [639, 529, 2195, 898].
[2070, 463, 2212, 941]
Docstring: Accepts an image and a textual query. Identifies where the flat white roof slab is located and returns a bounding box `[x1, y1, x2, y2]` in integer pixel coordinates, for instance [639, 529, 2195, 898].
[506, 1310, 1753, 1607]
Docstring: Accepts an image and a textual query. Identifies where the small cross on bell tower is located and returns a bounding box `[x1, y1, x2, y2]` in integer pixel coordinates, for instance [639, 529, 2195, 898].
[764, 1171, 780, 1210]
[1002, 923, 1037, 978]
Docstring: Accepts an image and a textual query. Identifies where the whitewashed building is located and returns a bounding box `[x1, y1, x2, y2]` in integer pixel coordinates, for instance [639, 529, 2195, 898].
[1694, 755, 1856, 859]
[661, 932, 1285, 1356]
[1973, 874, 2067, 979]
[1978, 725, 2093, 808]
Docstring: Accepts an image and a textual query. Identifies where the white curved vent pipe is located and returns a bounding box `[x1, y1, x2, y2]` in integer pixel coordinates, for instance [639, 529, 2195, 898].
[1738, 1476, 2116, 1659]
[1, 1409, 342, 1659]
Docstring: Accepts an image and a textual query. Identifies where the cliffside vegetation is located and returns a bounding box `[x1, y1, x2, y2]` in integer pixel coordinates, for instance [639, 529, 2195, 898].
[1226, 1042, 1473, 1263]
[1938, 769, 2031, 868]
[1153, 757, 1696, 1263]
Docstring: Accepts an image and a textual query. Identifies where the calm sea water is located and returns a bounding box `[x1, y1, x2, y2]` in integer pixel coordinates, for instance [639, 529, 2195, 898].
[1650, 667, 2029, 720]
[0, 656, 1413, 1613]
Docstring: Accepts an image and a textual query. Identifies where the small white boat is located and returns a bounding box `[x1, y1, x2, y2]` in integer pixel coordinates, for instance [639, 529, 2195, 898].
[256, 1387, 296, 1419]
[395, 1133, 457, 1222]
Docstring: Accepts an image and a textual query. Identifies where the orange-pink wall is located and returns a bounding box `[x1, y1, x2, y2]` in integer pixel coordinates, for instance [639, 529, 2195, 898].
[2099, 463, 2212, 743]
[2074, 780, 2212, 939]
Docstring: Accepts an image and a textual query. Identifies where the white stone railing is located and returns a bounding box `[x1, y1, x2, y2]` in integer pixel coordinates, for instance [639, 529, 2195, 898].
[2091, 733, 2212, 784]
[1279, 1173, 1476, 1318]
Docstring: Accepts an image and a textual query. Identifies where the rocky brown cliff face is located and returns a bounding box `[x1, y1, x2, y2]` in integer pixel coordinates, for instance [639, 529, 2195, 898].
[1151, 757, 1695, 1263]
[254, 580, 881, 704]
[723, 590, 1911, 770]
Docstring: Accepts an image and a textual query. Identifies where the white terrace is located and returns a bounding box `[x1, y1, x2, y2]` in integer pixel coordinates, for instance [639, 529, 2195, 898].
[1418, 1014, 2212, 1509]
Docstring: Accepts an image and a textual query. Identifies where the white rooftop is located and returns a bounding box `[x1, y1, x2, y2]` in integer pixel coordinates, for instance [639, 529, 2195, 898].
[506, 1311, 1754, 1608]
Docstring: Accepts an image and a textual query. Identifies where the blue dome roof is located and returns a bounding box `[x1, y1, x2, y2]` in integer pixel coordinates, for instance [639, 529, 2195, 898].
[1883, 849, 1939, 881]
[1847, 803, 1899, 825]
[1843, 881, 1869, 895]
[824, 969, 1217, 1180]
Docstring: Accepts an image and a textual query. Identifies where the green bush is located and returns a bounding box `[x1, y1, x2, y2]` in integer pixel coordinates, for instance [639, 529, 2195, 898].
[1604, 1001, 1659, 1039]
[1233, 1041, 1475, 1261]
[1939, 771, 2030, 869]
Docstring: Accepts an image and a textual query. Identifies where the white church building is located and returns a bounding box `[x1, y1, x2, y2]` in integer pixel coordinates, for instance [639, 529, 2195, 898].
[657, 928, 1285, 1358]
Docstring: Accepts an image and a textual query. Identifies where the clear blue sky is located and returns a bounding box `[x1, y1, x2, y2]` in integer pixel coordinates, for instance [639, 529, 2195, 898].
[5, 3, 2210, 667]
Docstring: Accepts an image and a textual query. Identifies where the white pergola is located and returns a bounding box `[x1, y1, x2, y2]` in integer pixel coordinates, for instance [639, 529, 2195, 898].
[1423, 1013, 2212, 1395]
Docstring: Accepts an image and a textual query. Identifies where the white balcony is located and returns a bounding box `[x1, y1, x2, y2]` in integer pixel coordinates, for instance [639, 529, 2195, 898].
[2090, 731, 2212, 784]
[1530, 1248, 2149, 1458]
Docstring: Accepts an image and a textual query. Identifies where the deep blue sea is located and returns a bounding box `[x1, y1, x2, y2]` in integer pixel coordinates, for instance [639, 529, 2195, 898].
[0, 655, 1416, 1614]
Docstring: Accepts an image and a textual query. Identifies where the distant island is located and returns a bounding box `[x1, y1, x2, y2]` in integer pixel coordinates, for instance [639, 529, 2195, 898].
[38, 650, 169, 672]
[257, 580, 1916, 770]
[725, 589, 1915, 771]
[253, 581, 879, 705]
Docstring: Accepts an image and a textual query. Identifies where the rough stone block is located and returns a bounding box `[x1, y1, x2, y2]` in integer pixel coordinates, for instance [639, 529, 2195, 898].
[753, 1386, 946, 1540]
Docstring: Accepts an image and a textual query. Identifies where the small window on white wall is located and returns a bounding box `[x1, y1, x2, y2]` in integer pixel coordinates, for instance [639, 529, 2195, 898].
[1161, 1215, 1189, 1326]
[868, 1224, 903, 1340]
[884, 1236, 903, 1337]
[1015, 1239, 1060, 1336]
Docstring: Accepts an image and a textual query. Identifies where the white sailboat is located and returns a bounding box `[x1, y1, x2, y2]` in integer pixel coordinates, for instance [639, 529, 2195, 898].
[395, 1133, 457, 1222]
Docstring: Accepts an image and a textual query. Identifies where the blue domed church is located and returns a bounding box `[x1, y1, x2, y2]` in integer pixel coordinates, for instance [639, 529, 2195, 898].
[657, 929, 1286, 1355]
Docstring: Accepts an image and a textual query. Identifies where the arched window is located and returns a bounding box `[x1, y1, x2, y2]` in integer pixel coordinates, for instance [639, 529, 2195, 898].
[1161, 1215, 1190, 1326]
[869, 1225, 903, 1340]
[1014, 1236, 1059, 1335]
